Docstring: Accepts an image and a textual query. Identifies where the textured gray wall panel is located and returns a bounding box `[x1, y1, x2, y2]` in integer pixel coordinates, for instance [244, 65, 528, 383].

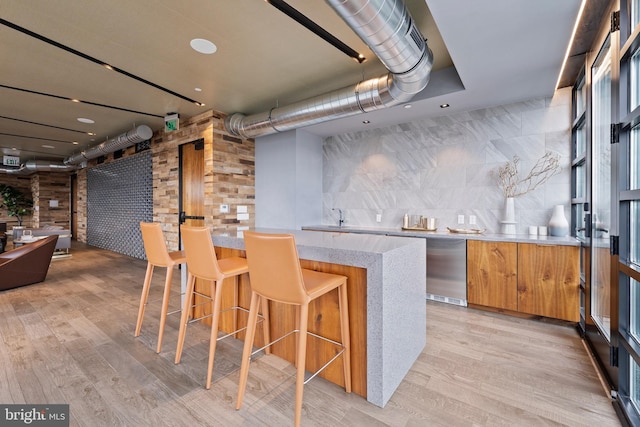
[87, 151, 152, 259]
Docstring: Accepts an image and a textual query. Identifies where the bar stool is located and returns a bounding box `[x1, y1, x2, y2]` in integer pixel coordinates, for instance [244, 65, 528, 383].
[236, 231, 351, 427]
[176, 226, 270, 390]
[135, 222, 187, 353]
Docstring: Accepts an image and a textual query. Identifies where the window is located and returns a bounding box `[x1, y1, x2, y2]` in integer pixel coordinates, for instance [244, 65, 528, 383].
[575, 77, 587, 117]
[632, 279, 640, 341]
[591, 39, 612, 339]
[631, 355, 640, 415]
[618, 3, 640, 424]
[572, 72, 588, 240]
[632, 124, 640, 191]
[632, 49, 640, 111]
[632, 201, 640, 267]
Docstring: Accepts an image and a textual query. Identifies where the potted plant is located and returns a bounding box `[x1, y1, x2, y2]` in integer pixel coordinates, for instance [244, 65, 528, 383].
[0, 184, 33, 227]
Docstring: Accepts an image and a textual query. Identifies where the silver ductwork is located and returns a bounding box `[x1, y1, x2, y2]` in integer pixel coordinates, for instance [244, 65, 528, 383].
[1, 125, 153, 174]
[64, 124, 153, 165]
[0, 160, 76, 175]
[225, 0, 433, 139]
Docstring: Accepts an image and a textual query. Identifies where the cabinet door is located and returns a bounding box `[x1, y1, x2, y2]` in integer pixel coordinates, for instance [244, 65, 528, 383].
[467, 240, 518, 310]
[517, 243, 579, 321]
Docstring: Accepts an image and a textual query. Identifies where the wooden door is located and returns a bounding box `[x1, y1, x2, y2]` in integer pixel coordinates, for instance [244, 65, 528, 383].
[179, 139, 208, 321]
[179, 139, 205, 229]
[467, 240, 518, 311]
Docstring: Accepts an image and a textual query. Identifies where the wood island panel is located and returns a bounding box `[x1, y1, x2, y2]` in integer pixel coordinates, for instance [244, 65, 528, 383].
[194, 247, 368, 398]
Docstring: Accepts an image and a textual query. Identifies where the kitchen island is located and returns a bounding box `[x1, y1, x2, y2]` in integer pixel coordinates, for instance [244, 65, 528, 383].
[206, 227, 426, 408]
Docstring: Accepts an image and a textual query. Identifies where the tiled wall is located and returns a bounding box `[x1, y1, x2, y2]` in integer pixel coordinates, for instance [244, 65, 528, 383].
[87, 151, 152, 259]
[323, 88, 572, 234]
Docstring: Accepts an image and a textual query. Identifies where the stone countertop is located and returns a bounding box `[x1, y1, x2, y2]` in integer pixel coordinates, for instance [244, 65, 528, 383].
[301, 225, 581, 246]
[211, 227, 426, 267]
[209, 226, 426, 408]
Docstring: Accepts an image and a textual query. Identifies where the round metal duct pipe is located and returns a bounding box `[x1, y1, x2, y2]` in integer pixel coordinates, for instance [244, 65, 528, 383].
[64, 124, 153, 166]
[0, 160, 75, 174]
[225, 0, 433, 139]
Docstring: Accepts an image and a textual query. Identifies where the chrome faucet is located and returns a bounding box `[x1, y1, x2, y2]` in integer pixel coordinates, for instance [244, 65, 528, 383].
[332, 208, 345, 227]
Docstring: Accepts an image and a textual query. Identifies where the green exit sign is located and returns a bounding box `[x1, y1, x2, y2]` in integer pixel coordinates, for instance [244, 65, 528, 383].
[3, 155, 20, 166]
[164, 113, 179, 132]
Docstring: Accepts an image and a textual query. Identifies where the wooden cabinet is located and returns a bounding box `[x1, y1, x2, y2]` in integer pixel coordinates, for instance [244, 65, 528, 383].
[467, 240, 579, 322]
[467, 241, 518, 311]
[517, 243, 579, 321]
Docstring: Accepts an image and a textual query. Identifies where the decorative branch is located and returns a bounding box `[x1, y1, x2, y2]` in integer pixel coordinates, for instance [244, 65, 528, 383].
[492, 152, 560, 198]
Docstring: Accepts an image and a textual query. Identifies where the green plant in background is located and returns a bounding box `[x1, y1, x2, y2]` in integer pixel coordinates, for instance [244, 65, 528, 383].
[0, 184, 33, 226]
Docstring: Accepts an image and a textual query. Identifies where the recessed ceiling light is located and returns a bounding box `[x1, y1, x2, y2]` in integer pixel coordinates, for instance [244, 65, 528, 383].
[72, 141, 79, 145]
[71, 99, 80, 103]
[77, 117, 95, 124]
[404, 104, 412, 109]
[87, 132, 96, 136]
[440, 103, 450, 108]
[194, 87, 202, 92]
[190, 38, 217, 54]
[12, 147, 17, 150]
[362, 120, 370, 124]
[42, 144, 55, 149]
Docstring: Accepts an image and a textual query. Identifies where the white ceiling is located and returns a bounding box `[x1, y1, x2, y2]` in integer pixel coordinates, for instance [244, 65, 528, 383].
[0, 0, 582, 165]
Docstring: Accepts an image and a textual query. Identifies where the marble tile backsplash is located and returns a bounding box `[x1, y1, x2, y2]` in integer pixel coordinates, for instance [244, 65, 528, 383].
[322, 88, 572, 234]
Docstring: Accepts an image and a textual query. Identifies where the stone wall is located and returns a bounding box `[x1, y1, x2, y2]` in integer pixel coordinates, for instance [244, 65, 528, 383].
[32, 173, 71, 228]
[75, 109, 255, 251]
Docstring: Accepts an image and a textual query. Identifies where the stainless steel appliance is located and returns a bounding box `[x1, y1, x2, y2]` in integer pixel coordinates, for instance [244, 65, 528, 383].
[426, 238, 467, 306]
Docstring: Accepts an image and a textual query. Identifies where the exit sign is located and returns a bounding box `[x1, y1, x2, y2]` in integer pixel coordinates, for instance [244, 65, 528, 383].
[3, 155, 20, 166]
[164, 113, 179, 132]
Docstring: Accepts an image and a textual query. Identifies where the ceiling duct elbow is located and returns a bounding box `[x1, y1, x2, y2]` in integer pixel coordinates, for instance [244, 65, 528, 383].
[225, 0, 433, 140]
[64, 124, 152, 166]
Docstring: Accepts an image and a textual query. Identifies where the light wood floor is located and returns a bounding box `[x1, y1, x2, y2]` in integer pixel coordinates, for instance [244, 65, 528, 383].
[0, 242, 621, 426]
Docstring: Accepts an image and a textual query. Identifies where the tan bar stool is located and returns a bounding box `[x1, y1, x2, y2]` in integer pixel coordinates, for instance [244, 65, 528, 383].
[176, 226, 270, 390]
[236, 231, 351, 427]
[135, 222, 187, 353]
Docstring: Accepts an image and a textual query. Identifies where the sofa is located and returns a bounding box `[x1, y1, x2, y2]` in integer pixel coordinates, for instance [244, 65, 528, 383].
[0, 235, 58, 291]
[14, 226, 71, 252]
[0, 222, 6, 253]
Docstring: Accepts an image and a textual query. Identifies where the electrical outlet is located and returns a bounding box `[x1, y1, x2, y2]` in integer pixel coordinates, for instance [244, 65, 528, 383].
[220, 204, 229, 213]
[469, 215, 477, 225]
[457, 215, 465, 224]
[376, 213, 382, 223]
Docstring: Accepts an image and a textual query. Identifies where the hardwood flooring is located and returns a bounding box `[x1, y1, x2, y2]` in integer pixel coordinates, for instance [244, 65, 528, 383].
[0, 242, 621, 426]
